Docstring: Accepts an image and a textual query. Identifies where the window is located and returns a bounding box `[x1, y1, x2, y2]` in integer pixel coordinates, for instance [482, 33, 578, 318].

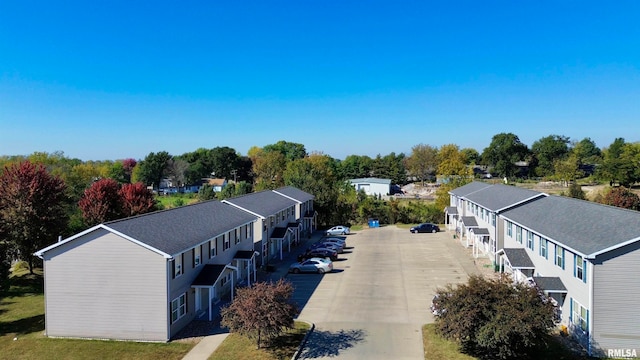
[491, 213, 496, 227]
[540, 238, 548, 259]
[223, 233, 230, 251]
[174, 254, 183, 278]
[527, 231, 534, 250]
[575, 255, 586, 282]
[194, 246, 201, 267]
[235, 228, 240, 244]
[571, 298, 588, 332]
[555, 245, 565, 269]
[507, 222, 512, 237]
[516, 226, 522, 243]
[270, 216, 274, 227]
[263, 219, 267, 232]
[171, 293, 187, 324]
[210, 239, 217, 258]
[262, 242, 268, 258]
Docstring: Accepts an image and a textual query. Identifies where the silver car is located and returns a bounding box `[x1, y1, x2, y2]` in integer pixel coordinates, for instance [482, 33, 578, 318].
[312, 241, 344, 253]
[326, 225, 350, 236]
[289, 258, 333, 274]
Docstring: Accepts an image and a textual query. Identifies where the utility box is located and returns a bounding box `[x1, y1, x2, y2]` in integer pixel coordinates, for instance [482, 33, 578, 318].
[368, 218, 380, 228]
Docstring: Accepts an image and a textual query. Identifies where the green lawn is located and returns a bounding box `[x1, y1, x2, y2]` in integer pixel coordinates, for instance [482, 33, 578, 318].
[209, 321, 310, 360]
[422, 324, 599, 360]
[1, 269, 193, 360]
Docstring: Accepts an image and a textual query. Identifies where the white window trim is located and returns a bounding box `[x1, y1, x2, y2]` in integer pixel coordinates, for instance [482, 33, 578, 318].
[171, 293, 186, 323]
[210, 240, 217, 258]
[175, 255, 183, 278]
[194, 246, 201, 266]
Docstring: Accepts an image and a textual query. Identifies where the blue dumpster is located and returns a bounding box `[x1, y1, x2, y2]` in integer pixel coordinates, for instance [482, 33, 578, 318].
[368, 218, 380, 228]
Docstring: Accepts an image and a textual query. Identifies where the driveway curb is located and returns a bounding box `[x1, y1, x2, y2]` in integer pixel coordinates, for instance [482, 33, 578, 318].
[291, 321, 315, 360]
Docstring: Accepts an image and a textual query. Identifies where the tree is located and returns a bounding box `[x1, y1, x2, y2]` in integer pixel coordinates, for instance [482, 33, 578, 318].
[220, 279, 298, 349]
[165, 157, 189, 188]
[553, 154, 581, 187]
[252, 149, 286, 190]
[437, 144, 473, 178]
[600, 187, 640, 210]
[338, 155, 373, 180]
[406, 144, 438, 186]
[460, 148, 480, 165]
[434, 275, 556, 359]
[481, 133, 530, 178]
[0, 161, 68, 273]
[209, 146, 242, 180]
[371, 153, 407, 185]
[78, 178, 123, 227]
[120, 182, 157, 217]
[263, 140, 307, 162]
[598, 138, 626, 186]
[434, 177, 471, 212]
[531, 135, 570, 177]
[571, 137, 602, 165]
[198, 184, 217, 200]
[566, 182, 586, 200]
[137, 151, 171, 188]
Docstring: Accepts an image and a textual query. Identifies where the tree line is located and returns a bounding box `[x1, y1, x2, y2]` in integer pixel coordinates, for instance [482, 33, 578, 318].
[1, 134, 639, 286]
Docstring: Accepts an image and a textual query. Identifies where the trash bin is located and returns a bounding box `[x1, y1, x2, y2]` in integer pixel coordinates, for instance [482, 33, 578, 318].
[368, 218, 380, 228]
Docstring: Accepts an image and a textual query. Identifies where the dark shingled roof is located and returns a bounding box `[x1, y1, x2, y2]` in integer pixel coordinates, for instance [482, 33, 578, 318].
[464, 184, 546, 212]
[192, 264, 226, 286]
[273, 186, 314, 202]
[449, 181, 492, 197]
[271, 227, 288, 239]
[461, 216, 478, 227]
[105, 200, 257, 256]
[502, 248, 535, 269]
[471, 228, 490, 235]
[224, 190, 298, 218]
[501, 195, 640, 257]
[533, 276, 567, 293]
[445, 207, 458, 215]
[234, 250, 255, 260]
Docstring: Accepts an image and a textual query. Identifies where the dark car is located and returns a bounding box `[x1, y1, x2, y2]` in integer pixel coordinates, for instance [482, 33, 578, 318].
[302, 248, 338, 261]
[410, 223, 440, 233]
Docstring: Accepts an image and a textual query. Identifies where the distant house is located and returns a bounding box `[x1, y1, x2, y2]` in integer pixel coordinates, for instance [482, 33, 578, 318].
[206, 178, 228, 192]
[34, 200, 258, 342]
[349, 178, 391, 196]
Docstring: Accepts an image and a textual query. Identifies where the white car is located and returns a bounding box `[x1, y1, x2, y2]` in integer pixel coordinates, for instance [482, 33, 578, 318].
[289, 257, 333, 274]
[326, 225, 350, 236]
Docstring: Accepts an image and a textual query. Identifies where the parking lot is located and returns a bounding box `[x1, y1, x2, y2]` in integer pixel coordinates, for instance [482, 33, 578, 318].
[290, 225, 481, 360]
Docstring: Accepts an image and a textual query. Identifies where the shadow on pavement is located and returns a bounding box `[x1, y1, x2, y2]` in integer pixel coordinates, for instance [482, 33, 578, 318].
[301, 328, 367, 358]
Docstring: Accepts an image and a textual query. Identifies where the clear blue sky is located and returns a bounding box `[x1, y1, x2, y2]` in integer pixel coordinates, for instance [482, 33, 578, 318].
[1, 1, 639, 161]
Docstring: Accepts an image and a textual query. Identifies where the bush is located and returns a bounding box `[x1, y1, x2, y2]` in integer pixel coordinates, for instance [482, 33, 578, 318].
[433, 275, 556, 359]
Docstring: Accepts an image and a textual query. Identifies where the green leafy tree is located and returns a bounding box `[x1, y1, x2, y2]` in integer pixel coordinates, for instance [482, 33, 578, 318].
[481, 133, 530, 178]
[0, 161, 68, 273]
[434, 177, 472, 212]
[252, 149, 286, 190]
[78, 178, 123, 227]
[263, 140, 307, 162]
[221, 279, 298, 349]
[566, 182, 586, 200]
[137, 151, 171, 188]
[339, 155, 373, 180]
[108, 161, 128, 184]
[209, 146, 242, 180]
[598, 138, 626, 185]
[460, 148, 480, 165]
[531, 135, 570, 177]
[434, 275, 556, 359]
[406, 144, 438, 186]
[571, 137, 602, 165]
[553, 154, 582, 187]
[165, 157, 189, 188]
[198, 184, 217, 200]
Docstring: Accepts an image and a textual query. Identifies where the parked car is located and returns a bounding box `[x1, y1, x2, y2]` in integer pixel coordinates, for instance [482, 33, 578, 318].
[326, 225, 350, 236]
[303, 248, 338, 261]
[410, 223, 440, 233]
[322, 237, 347, 248]
[311, 241, 344, 253]
[289, 258, 333, 274]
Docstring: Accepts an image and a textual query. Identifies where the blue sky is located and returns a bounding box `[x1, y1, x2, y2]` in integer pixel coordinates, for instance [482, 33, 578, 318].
[1, 1, 639, 161]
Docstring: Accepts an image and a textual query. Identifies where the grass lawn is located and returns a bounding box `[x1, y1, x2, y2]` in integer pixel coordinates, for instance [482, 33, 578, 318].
[209, 321, 310, 360]
[1, 269, 193, 360]
[422, 324, 598, 360]
[155, 193, 199, 209]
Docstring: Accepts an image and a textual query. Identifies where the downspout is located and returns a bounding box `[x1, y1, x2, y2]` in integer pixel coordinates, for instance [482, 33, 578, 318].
[588, 259, 594, 357]
[167, 258, 173, 341]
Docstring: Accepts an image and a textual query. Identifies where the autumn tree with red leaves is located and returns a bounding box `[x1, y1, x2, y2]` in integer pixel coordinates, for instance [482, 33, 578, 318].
[221, 279, 298, 349]
[601, 186, 640, 211]
[0, 161, 68, 273]
[78, 178, 123, 226]
[120, 182, 157, 217]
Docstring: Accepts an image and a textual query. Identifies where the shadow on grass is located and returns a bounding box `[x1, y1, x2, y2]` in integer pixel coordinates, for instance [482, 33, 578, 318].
[0, 314, 45, 336]
[265, 325, 309, 359]
[301, 328, 366, 358]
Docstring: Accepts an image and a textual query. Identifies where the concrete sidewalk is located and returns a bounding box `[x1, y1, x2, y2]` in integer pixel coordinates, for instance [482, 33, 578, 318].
[180, 231, 326, 360]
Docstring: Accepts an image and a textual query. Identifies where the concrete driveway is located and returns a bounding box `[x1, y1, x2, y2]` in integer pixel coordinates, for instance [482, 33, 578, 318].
[290, 225, 480, 360]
